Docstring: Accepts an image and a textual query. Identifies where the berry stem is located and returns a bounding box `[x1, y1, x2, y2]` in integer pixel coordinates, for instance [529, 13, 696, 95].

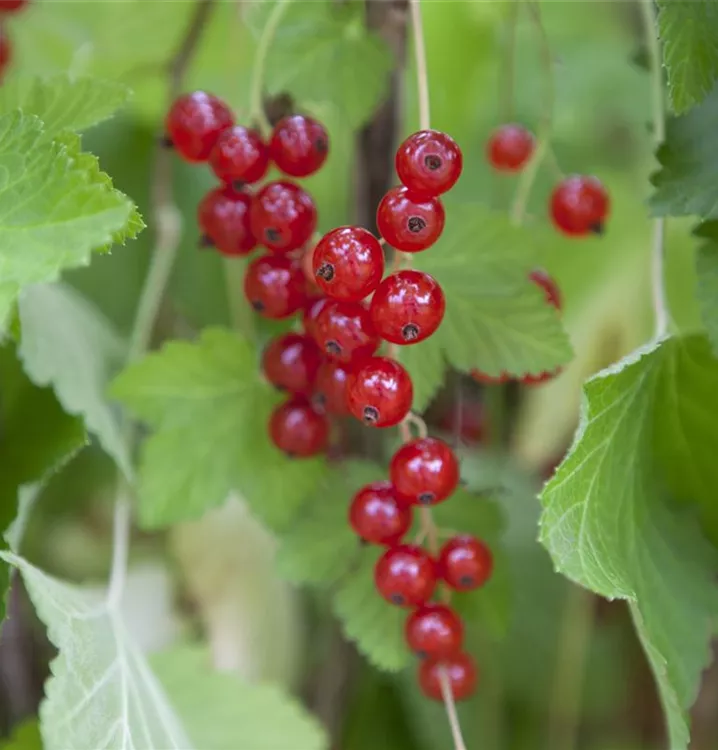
[439, 668, 468, 750]
[249, 0, 292, 134]
[409, 0, 431, 132]
[107, 0, 216, 610]
[640, 0, 668, 339]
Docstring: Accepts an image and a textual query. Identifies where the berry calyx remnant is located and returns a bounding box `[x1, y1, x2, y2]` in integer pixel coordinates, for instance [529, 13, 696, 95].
[374, 544, 437, 607]
[486, 124, 535, 172]
[349, 481, 412, 545]
[346, 356, 414, 428]
[197, 186, 256, 256]
[439, 535, 493, 591]
[165, 91, 234, 162]
[550, 174, 610, 236]
[376, 186, 445, 253]
[270, 114, 329, 178]
[313, 300, 379, 363]
[405, 604, 464, 659]
[369, 270, 445, 344]
[244, 254, 306, 319]
[209, 125, 270, 185]
[418, 653, 477, 702]
[250, 180, 318, 253]
[395, 129, 463, 197]
[390, 437, 460, 506]
[269, 396, 328, 457]
[262, 333, 322, 396]
[312, 226, 384, 302]
[312, 359, 350, 415]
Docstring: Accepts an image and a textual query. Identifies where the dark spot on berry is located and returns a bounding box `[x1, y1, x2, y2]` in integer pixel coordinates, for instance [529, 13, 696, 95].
[390, 593, 405, 605]
[159, 134, 174, 149]
[418, 492, 435, 505]
[589, 221, 604, 236]
[317, 263, 334, 281]
[401, 323, 419, 341]
[198, 234, 214, 249]
[363, 406, 379, 425]
[312, 392, 327, 412]
[416, 649, 428, 660]
[286, 451, 296, 459]
[251, 300, 264, 312]
[325, 340, 341, 356]
[315, 137, 328, 153]
[358, 537, 369, 547]
[424, 154, 442, 171]
[265, 227, 281, 244]
[459, 575, 474, 587]
[407, 216, 427, 234]
[232, 180, 246, 192]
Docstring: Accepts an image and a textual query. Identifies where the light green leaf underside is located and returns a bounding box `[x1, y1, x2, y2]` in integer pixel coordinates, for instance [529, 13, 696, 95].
[17, 283, 132, 479]
[539, 335, 718, 749]
[110, 328, 327, 531]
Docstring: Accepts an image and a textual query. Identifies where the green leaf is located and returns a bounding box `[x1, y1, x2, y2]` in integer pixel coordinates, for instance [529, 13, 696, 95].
[694, 221, 718, 356]
[0, 75, 131, 140]
[0, 111, 137, 326]
[399, 205, 573, 411]
[153, 645, 327, 750]
[657, 0, 718, 114]
[276, 460, 383, 586]
[1, 552, 192, 750]
[539, 335, 718, 749]
[17, 283, 132, 479]
[0, 720, 42, 750]
[110, 328, 327, 530]
[249, 0, 392, 127]
[650, 85, 718, 219]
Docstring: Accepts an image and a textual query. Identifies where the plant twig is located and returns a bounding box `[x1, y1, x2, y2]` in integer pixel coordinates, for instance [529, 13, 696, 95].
[409, 0, 430, 131]
[107, 0, 216, 611]
[640, 0, 668, 339]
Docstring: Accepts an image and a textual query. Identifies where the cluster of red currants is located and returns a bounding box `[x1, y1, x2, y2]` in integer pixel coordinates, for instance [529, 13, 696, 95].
[0, 0, 30, 79]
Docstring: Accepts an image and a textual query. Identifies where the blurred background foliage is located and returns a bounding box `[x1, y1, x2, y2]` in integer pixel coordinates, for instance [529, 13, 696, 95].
[1, 1, 713, 749]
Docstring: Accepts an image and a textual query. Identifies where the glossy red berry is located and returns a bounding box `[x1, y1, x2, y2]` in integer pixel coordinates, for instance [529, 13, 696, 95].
[250, 181, 317, 253]
[349, 481, 412, 545]
[312, 359, 350, 415]
[374, 544, 437, 607]
[197, 186, 256, 256]
[0, 0, 29, 11]
[347, 356, 413, 428]
[165, 91, 234, 162]
[314, 300, 379, 363]
[269, 396, 328, 458]
[303, 296, 329, 342]
[529, 269, 562, 310]
[418, 653, 477, 702]
[244, 254, 306, 319]
[262, 333, 322, 396]
[370, 270, 445, 344]
[0, 29, 10, 77]
[377, 186, 445, 253]
[270, 115, 329, 178]
[395, 130, 462, 197]
[405, 604, 464, 659]
[390, 437, 459, 506]
[486, 124, 535, 172]
[439, 535, 493, 591]
[312, 226, 384, 302]
[550, 175, 610, 236]
[471, 369, 510, 386]
[209, 125, 269, 185]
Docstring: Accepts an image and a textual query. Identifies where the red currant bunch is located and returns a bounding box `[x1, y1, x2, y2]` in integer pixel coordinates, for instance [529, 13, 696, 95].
[0, 0, 31, 79]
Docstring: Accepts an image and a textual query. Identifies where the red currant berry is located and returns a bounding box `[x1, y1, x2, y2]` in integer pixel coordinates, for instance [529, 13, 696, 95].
[370, 270, 445, 344]
[349, 481, 412, 545]
[486, 124, 535, 172]
[312, 359, 350, 415]
[390, 437, 459, 506]
[346, 356, 413, 428]
[314, 300, 379, 363]
[521, 367, 563, 386]
[313, 227, 384, 302]
[165, 91, 234, 162]
[262, 333, 322, 396]
[269, 396, 328, 458]
[418, 653, 477, 702]
[439, 535, 493, 591]
[405, 604, 464, 659]
[270, 115, 329, 178]
[250, 180, 317, 253]
[0, 27, 11, 77]
[550, 175, 610, 236]
[244, 254, 306, 319]
[209, 125, 269, 185]
[395, 130, 462, 197]
[0, 0, 28, 11]
[374, 544, 437, 607]
[529, 269, 562, 310]
[471, 369, 510, 386]
[197, 186, 256, 256]
[303, 296, 329, 342]
[377, 186, 445, 253]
